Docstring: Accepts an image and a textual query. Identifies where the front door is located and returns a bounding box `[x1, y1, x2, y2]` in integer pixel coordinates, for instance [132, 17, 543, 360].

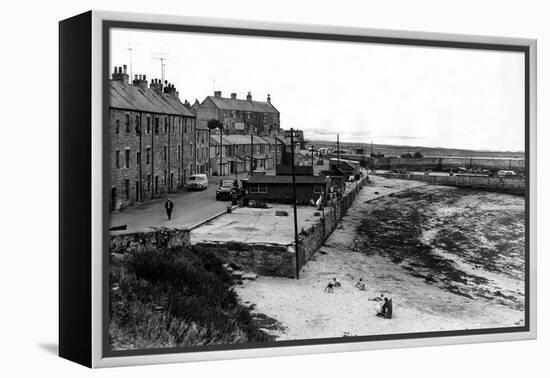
[110, 187, 117, 211]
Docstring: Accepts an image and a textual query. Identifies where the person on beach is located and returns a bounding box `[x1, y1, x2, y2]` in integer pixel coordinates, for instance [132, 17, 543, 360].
[165, 198, 174, 220]
[333, 278, 341, 288]
[355, 278, 366, 291]
[352, 238, 360, 251]
[376, 297, 393, 319]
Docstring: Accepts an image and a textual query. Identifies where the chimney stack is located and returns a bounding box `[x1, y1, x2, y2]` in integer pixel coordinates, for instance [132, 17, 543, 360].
[267, 94, 271, 104]
[246, 91, 252, 102]
[132, 73, 148, 91]
[150, 78, 163, 92]
[231, 93, 237, 100]
[112, 65, 129, 84]
[164, 83, 177, 97]
[214, 90, 222, 99]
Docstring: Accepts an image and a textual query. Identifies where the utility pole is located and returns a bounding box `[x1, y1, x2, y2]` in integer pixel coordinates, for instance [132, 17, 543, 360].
[290, 128, 300, 279]
[250, 132, 254, 175]
[219, 126, 223, 177]
[337, 134, 340, 170]
[371, 140, 374, 173]
[311, 143, 314, 168]
[274, 137, 278, 172]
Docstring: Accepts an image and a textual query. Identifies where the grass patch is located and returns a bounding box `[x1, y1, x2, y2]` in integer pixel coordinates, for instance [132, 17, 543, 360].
[109, 246, 274, 351]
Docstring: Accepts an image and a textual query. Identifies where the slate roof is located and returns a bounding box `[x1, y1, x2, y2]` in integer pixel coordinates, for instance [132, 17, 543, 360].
[109, 80, 195, 117]
[248, 175, 328, 184]
[205, 96, 279, 114]
[223, 135, 269, 145]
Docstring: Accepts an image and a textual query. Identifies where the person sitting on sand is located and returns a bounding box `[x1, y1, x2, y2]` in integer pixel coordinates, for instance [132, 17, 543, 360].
[351, 238, 360, 251]
[333, 278, 341, 288]
[376, 297, 393, 319]
[355, 278, 366, 291]
[324, 281, 334, 293]
[369, 293, 385, 302]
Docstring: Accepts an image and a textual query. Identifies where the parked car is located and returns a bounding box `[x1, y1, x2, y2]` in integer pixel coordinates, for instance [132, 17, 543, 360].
[216, 179, 239, 201]
[496, 170, 517, 177]
[185, 174, 208, 190]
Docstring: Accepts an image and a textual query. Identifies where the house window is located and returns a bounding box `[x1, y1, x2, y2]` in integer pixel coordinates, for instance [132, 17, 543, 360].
[164, 117, 168, 133]
[155, 117, 159, 134]
[146, 147, 151, 165]
[314, 184, 324, 194]
[178, 145, 181, 160]
[115, 150, 120, 168]
[136, 151, 141, 165]
[249, 184, 267, 193]
[125, 114, 130, 133]
[146, 117, 151, 134]
[247, 112, 251, 120]
[125, 149, 130, 168]
[115, 120, 120, 134]
[163, 146, 167, 161]
[135, 116, 140, 135]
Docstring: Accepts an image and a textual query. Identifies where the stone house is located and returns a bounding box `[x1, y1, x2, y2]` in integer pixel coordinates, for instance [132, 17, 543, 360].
[196, 90, 280, 136]
[109, 65, 197, 211]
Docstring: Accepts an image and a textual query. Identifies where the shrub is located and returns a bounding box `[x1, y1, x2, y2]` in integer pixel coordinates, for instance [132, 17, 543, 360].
[109, 246, 273, 350]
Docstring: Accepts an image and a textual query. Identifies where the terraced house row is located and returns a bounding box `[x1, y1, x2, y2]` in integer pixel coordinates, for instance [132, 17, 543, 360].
[109, 65, 209, 211]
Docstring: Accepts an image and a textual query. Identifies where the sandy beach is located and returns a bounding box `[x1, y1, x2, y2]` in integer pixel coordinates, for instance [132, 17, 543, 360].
[236, 175, 525, 340]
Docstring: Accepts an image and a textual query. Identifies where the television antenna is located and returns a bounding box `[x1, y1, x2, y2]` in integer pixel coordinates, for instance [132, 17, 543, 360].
[127, 47, 134, 81]
[154, 56, 167, 84]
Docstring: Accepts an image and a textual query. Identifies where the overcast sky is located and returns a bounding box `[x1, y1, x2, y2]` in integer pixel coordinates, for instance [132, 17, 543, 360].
[111, 28, 525, 152]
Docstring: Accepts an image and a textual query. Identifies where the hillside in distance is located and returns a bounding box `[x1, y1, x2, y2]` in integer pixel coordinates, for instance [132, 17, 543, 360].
[308, 140, 525, 159]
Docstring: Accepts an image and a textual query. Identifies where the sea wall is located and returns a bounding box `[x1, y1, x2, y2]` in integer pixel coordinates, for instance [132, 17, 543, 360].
[380, 173, 525, 196]
[371, 156, 525, 173]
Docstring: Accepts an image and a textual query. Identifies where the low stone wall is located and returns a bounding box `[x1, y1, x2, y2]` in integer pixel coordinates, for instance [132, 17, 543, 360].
[110, 227, 191, 254]
[381, 173, 525, 196]
[193, 241, 296, 277]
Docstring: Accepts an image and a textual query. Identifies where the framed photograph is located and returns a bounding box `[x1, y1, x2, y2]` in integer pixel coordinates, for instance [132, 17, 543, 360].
[59, 10, 537, 368]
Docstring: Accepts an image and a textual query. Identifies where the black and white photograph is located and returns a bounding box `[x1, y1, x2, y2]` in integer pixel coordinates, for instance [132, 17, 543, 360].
[106, 24, 529, 354]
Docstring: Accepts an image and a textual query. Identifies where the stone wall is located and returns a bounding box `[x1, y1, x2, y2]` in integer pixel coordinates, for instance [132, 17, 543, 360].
[110, 227, 191, 254]
[193, 242, 296, 277]
[381, 173, 525, 196]
[371, 156, 525, 173]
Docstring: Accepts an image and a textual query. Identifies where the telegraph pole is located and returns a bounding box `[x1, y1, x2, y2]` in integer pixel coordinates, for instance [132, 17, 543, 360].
[219, 126, 223, 176]
[290, 128, 300, 279]
[250, 131, 254, 175]
[337, 134, 340, 170]
[311, 143, 314, 168]
[274, 137, 278, 171]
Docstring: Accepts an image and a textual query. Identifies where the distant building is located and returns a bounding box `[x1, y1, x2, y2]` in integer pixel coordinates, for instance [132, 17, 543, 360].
[247, 174, 329, 204]
[329, 158, 360, 177]
[196, 91, 280, 136]
[109, 65, 197, 211]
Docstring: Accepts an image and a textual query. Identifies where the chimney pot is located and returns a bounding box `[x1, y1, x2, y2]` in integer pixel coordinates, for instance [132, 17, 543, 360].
[247, 91, 252, 101]
[231, 93, 237, 99]
[143, 74, 146, 80]
[123, 65, 127, 73]
[267, 94, 271, 103]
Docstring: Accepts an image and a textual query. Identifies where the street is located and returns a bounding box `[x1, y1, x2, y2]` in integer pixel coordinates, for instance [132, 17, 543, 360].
[110, 170, 273, 233]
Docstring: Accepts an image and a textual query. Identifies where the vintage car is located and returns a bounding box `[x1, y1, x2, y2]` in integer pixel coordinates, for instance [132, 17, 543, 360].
[215, 179, 239, 201]
[184, 174, 209, 190]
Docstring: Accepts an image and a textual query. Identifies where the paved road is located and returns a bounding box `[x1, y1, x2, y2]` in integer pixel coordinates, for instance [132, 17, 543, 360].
[110, 171, 274, 233]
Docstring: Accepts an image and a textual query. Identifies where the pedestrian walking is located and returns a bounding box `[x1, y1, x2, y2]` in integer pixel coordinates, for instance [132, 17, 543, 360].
[165, 198, 174, 220]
